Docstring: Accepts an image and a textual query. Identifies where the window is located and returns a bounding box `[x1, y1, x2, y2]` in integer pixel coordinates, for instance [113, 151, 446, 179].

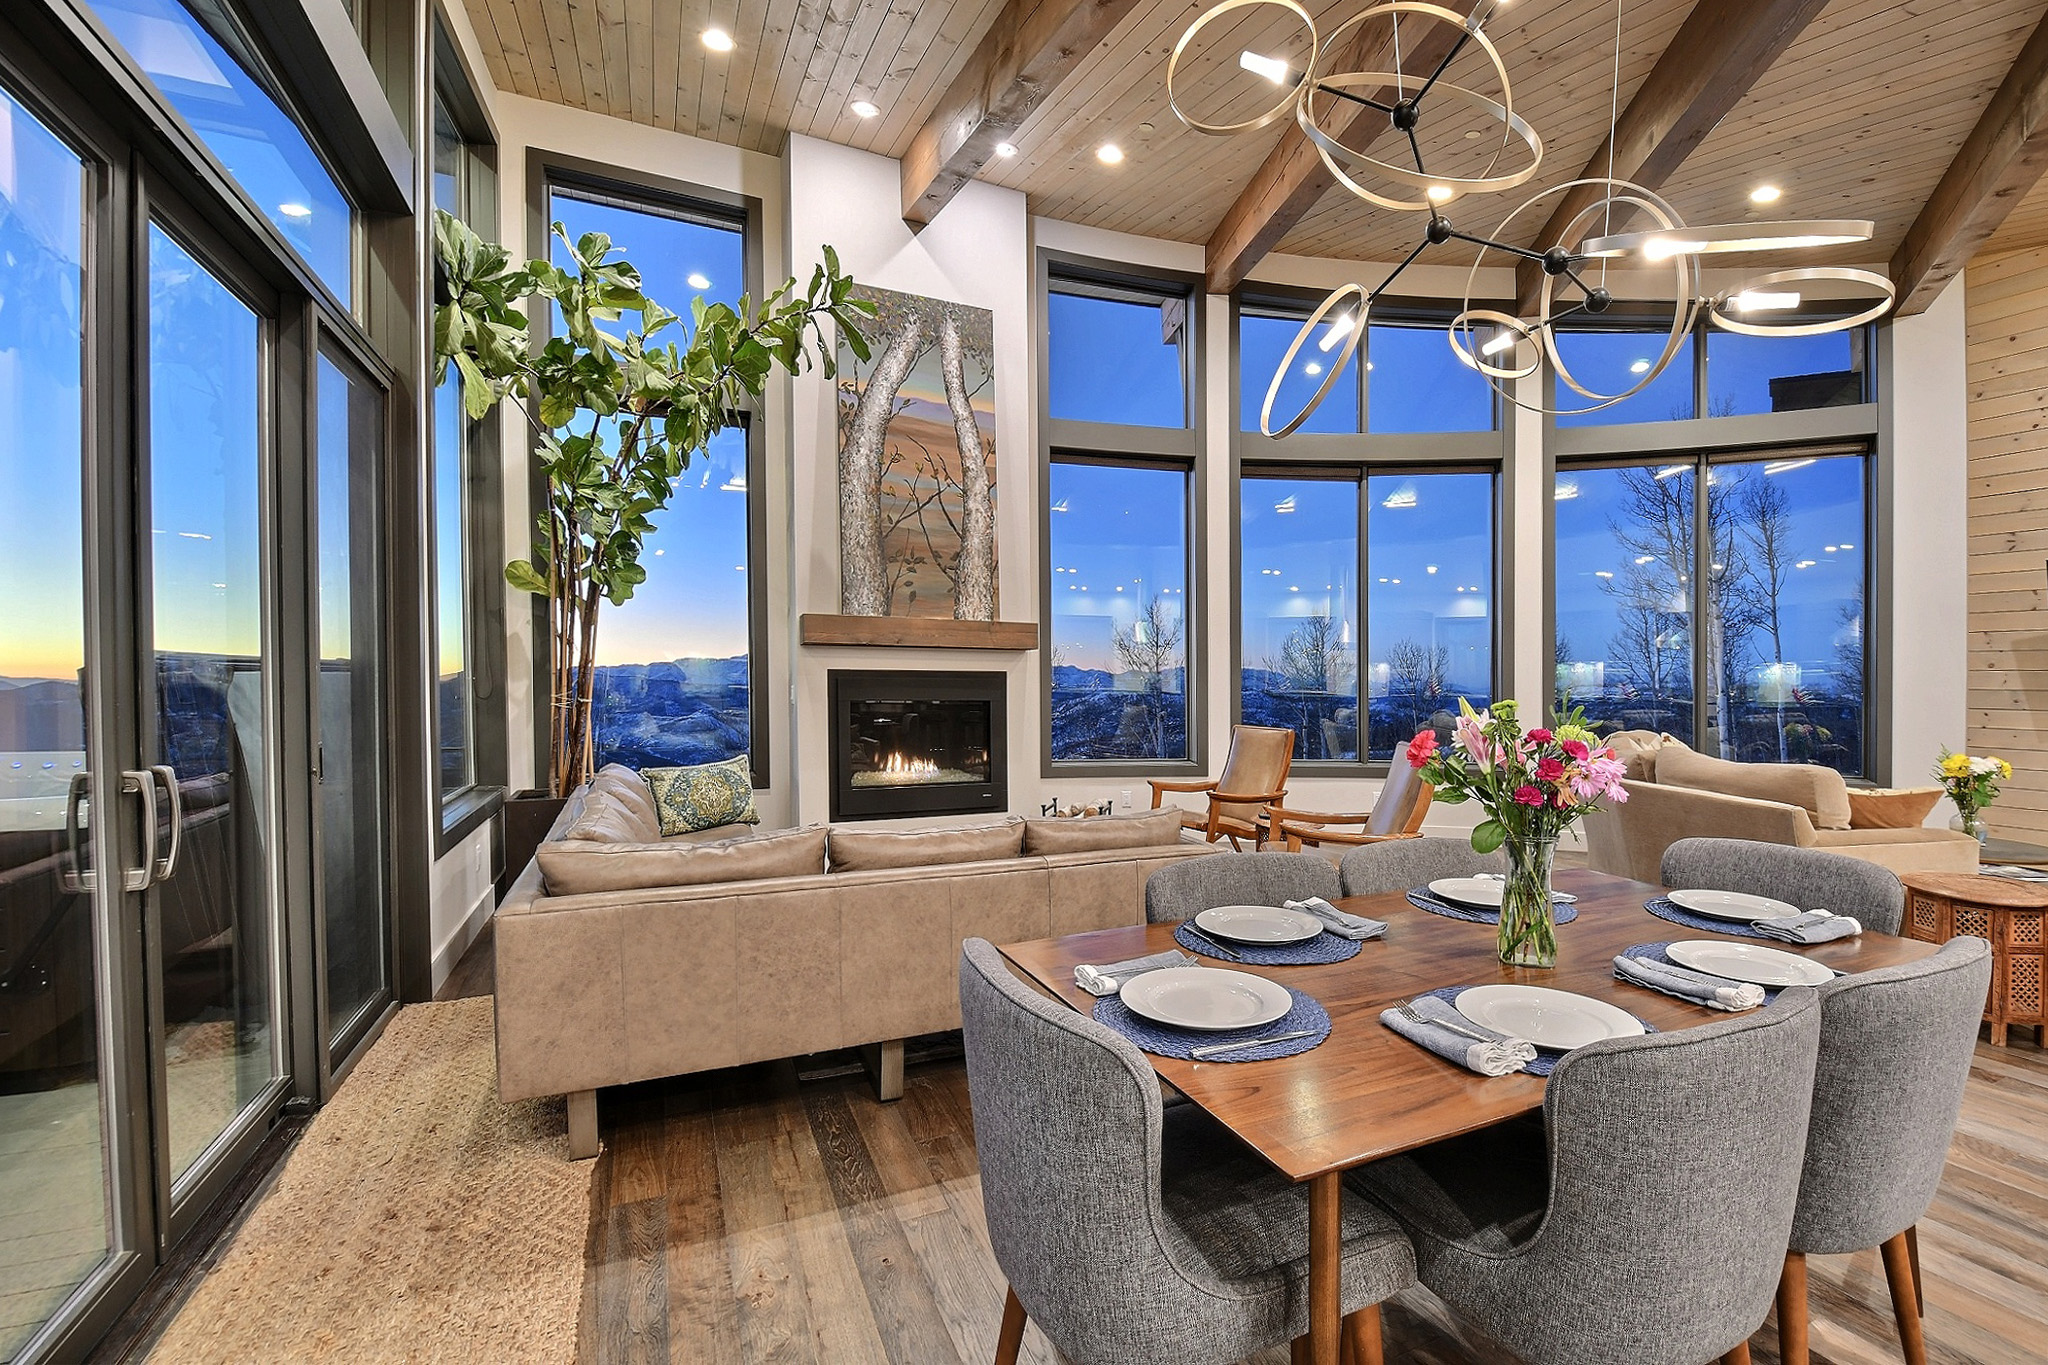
[545, 179, 756, 773]
[1552, 451, 1867, 775]
[1048, 459, 1190, 761]
[1368, 471, 1495, 758]
[1367, 323, 1494, 433]
[89, 0, 352, 300]
[1241, 310, 1358, 434]
[1048, 280, 1187, 427]
[1706, 328, 1867, 416]
[1553, 327, 1695, 426]
[432, 91, 473, 803]
[1241, 473, 1359, 760]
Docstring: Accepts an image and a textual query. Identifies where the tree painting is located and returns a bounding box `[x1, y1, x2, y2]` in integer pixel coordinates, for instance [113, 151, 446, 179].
[835, 284, 997, 619]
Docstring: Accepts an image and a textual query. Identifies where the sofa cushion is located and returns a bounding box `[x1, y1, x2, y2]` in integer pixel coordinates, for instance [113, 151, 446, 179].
[644, 756, 759, 836]
[1846, 786, 1945, 830]
[536, 825, 826, 896]
[828, 819, 1025, 872]
[1023, 808, 1185, 855]
[1654, 744, 1852, 831]
[1603, 730, 1666, 782]
[591, 764, 661, 835]
[560, 788, 653, 844]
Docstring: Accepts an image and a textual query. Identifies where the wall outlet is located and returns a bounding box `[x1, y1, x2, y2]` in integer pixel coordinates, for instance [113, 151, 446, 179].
[472, 841, 486, 881]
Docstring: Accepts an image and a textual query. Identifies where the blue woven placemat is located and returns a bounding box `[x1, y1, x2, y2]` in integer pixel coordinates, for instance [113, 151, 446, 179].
[1413, 985, 1657, 1077]
[1406, 888, 1579, 926]
[1643, 897, 1787, 940]
[1093, 987, 1331, 1062]
[1175, 921, 1365, 966]
[1619, 940, 1786, 1006]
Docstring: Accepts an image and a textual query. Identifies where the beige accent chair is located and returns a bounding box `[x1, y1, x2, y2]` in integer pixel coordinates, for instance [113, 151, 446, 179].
[1584, 732, 1980, 881]
[1149, 723, 1294, 848]
[1262, 753, 1436, 852]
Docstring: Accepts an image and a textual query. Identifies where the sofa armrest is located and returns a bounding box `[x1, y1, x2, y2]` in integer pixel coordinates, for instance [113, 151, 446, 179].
[1611, 780, 1816, 884]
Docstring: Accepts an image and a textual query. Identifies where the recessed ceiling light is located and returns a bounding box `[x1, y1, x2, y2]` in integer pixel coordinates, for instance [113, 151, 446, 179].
[687, 272, 711, 290]
[1303, 361, 1322, 376]
[1629, 358, 1651, 374]
[851, 99, 880, 119]
[278, 202, 312, 218]
[701, 27, 734, 52]
[1097, 142, 1124, 164]
[1749, 184, 1782, 204]
[994, 141, 1018, 158]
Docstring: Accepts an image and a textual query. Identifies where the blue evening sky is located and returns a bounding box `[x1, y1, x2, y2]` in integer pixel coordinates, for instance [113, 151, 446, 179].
[1048, 290, 1186, 427]
[1048, 461, 1189, 678]
[1241, 473, 1359, 688]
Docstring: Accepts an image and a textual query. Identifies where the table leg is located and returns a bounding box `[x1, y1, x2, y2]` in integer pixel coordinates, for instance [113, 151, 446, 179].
[1309, 1173, 1341, 1365]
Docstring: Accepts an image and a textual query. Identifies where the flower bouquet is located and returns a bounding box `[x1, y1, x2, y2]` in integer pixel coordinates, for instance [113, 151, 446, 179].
[1407, 699, 1630, 967]
[1933, 748, 2010, 843]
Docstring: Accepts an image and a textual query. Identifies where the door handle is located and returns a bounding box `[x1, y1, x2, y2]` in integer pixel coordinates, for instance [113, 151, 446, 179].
[150, 764, 181, 883]
[120, 770, 157, 893]
[59, 771, 94, 894]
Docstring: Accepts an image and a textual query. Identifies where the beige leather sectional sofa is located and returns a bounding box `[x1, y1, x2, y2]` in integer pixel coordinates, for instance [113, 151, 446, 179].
[1583, 732, 1980, 882]
[494, 766, 1215, 1157]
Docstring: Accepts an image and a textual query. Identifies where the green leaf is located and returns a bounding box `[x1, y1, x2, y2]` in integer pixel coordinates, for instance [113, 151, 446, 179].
[505, 560, 549, 595]
[1470, 820, 1507, 855]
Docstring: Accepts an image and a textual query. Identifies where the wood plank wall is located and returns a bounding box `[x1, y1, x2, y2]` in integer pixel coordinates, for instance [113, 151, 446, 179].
[1966, 249, 2048, 842]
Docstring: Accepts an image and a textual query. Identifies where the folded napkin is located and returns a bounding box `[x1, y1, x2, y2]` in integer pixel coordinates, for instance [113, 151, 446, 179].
[1284, 897, 1388, 941]
[1379, 994, 1537, 1076]
[1749, 910, 1860, 945]
[1075, 949, 1198, 997]
[1614, 954, 1765, 1012]
[1471, 873, 1578, 904]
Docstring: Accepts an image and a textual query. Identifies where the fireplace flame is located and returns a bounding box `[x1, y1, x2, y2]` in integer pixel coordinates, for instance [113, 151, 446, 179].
[880, 752, 940, 780]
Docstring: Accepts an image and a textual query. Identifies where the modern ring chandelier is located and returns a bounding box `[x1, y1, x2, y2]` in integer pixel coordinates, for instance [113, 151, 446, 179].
[1166, 0, 1898, 427]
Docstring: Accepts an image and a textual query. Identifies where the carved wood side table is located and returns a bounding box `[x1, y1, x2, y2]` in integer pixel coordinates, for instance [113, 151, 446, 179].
[1900, 873, 2047, 1046]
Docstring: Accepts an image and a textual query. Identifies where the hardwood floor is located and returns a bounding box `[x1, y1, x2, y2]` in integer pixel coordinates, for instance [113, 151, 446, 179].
[573, 1031, 2048, 1365]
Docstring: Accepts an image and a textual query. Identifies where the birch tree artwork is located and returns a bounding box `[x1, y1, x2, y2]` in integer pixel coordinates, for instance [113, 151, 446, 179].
[835, 284, 997, 619]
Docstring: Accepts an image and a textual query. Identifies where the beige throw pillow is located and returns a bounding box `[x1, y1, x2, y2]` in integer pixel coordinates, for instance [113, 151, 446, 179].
[590, 764, 661, 837]
[1654, 745, 1852, 830]
[560, 788, 651, 844]
[1022, 808, 1185, 855]
[537, 826, 827, 896]
[828, 819, 1025, 872]
[1846, 786, 1945, 830]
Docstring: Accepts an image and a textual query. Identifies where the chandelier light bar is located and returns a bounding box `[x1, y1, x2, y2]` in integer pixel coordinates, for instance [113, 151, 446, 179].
[1580, 219, 1876, 260]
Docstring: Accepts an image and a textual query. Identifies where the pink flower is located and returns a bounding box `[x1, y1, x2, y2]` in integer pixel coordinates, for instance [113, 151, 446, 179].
[1454, 712, 1492, 770]
[1567, 754, 1629, 805]
[1527, 727, 1554, 745]
[1406, 731, 1438, 768]
[1513, 784, 1545, 807]
[1561, 739, 1590, 762]
[1535, 757, 1566, 783]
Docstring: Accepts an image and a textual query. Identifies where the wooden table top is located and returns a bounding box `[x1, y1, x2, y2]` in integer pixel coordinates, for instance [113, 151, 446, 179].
[998, 869, 1940, 1183]
[1900, 871, 2048, 909]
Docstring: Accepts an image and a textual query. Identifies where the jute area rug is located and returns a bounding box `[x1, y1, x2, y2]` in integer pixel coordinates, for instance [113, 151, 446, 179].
[147, 997, 591, 1363]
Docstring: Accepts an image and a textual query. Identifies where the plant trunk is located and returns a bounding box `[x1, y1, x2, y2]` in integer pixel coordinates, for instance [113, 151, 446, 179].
[940, 309, 995, 621]
[841, 317, 923, 615]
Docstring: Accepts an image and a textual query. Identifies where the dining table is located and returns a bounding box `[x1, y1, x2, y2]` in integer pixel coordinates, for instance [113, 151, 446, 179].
[996, 868, 1942, 1365]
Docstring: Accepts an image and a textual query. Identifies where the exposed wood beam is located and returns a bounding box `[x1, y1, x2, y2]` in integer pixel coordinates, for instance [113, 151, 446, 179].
[1512, 0, 1827, 315]
[1203, 10, 1465, 296]
[1892, 8, 2048, 314]
[901, 0, 1144, 228]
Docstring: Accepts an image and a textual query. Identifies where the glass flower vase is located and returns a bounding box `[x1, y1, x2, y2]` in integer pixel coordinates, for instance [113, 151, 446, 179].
[1949, 810, 1989, 844]
[1498, 835, 1559, 968]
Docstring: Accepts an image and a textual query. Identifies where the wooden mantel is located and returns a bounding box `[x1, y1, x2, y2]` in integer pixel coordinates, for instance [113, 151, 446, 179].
[799, 614, 1040, 650]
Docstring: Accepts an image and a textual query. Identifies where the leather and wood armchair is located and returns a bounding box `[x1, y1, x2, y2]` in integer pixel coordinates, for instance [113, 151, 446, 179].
[1262, 748, 1434, 852]
[1149, 724, 1293, 849]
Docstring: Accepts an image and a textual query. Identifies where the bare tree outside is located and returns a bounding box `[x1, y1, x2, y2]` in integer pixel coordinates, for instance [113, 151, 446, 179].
[1265, 615, 1354, 694]
[1383, 637, 1450, 738]
[1738, 471, 1796, 760]
[1112, 594, 1185, 756]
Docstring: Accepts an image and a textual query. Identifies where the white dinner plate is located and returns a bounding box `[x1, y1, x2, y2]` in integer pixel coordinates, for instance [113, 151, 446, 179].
[1667, 888, 1802, 922]
[1665, 940, 1835, 988]
[1454, 984, 1647, 1051]
[1194, 904, 1324, 945]
[1429, 877, 1506, 909]
[1119, 968, 1293, 1032]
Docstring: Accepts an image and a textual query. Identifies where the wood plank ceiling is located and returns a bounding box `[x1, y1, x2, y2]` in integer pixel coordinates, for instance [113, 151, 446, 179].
[462, 0, 2048, 274]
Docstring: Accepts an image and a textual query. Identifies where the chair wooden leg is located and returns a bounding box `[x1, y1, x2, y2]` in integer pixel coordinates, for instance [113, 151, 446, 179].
[1341, 1304, 1384, 1365]
[1720, 1344, 1751, 1365]
[1777, 1251, 1809, 1365]
[1882, 1231, 1929, 1365]
[1906, 1223, 1924, 1317]
[1290, 1339, 1309, 1365]
[993, 1286, 1026, 1365]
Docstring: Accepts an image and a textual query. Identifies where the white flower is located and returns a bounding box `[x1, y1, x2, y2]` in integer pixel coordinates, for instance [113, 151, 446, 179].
[1969, 756, 1999, 776]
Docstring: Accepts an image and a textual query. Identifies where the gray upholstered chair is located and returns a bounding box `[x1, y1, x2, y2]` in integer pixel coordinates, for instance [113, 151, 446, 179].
[1661, 837, 1906, 935]
[1143, 850, 1340, 925]
[1337, 835, 1503, 898]
[1776, 936, 1990, 1365]
[958, 938, 1415, 1365]
[1351, 989, 1825, 1365]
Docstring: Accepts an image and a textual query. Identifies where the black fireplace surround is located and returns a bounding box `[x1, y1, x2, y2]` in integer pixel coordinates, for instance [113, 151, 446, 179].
[828, 670, 1007, 821]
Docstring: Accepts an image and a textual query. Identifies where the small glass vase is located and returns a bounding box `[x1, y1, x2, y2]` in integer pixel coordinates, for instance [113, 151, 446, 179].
[1950, 811, 1989, 844]
[1498, 835, 1559, 969]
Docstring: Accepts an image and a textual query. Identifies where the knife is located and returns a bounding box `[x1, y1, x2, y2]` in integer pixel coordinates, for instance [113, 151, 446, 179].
[1190, 1029, 1317, 1060]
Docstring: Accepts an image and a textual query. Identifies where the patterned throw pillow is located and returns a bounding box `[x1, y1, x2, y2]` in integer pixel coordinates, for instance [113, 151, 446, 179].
[643, 756, 760, 836]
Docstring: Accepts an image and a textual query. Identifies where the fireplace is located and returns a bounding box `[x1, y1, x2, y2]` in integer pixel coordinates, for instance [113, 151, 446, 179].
[828, 670, 1007, 821]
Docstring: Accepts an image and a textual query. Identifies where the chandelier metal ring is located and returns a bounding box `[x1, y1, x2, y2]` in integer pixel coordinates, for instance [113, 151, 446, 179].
[1260, 282, 1369, 438]
[1448, 308, 1540, 381]
[1540, 187, 1696, 407]
[1166, 0, 1319, 136]
[1298, 74, 1543, 209]
[1706, 267, 1898, 338]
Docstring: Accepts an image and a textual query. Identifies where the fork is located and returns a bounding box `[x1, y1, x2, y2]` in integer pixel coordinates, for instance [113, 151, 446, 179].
[1396, 1000, 1498, 1043]
[1182, 925, 1247, 961]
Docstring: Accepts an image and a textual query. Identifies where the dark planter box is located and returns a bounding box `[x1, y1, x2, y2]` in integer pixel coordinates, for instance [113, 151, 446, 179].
[497, 790, 569, 899]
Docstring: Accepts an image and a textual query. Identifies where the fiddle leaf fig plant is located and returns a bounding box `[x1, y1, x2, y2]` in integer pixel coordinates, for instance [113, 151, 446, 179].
[432, 208, 873, 798]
